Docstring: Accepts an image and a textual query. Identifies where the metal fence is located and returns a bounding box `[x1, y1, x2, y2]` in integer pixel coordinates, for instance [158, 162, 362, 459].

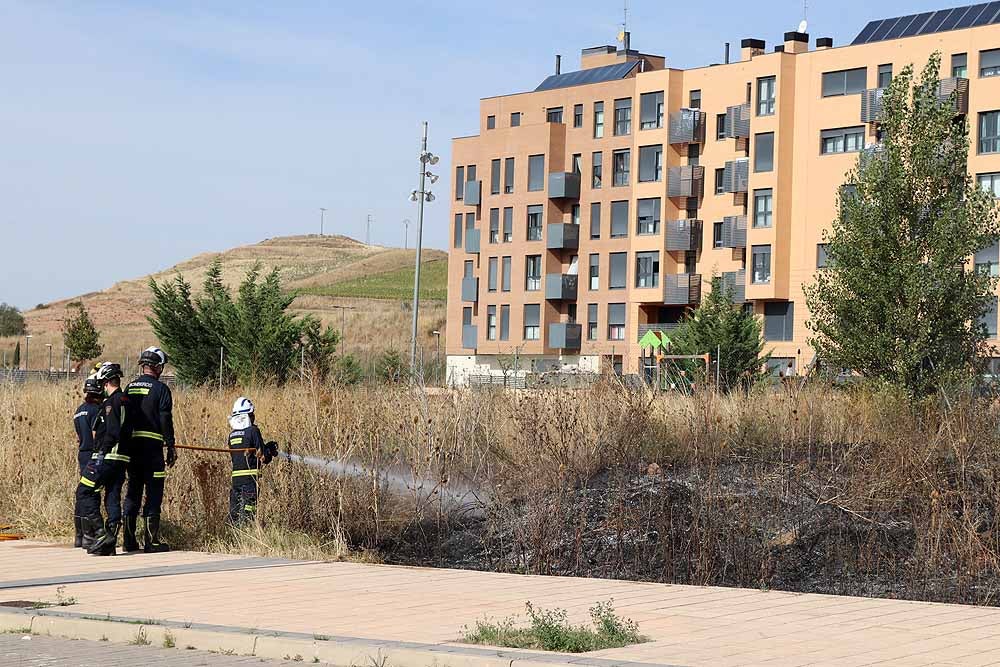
[0, 369, 177, 386]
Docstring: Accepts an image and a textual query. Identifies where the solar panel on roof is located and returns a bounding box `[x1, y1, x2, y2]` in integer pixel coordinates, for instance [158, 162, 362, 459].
[956, 3, 989, 27]
[886, 14, 918, 39]
[939, 6, 968, 30]
[901, 11, 934, 36]
[973, 0, 1000, 25]
[871, 17, 901, 40]
[853, 20, 883, 44]
[919, 9, 950, 34]
[534, 61, 639, 93]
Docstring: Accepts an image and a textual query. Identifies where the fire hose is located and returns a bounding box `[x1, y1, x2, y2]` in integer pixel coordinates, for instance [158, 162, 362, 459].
[173, 442, 280, 463]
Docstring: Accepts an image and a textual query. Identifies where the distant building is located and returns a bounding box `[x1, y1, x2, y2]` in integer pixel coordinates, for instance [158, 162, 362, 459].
[446, 5, 1000, 386]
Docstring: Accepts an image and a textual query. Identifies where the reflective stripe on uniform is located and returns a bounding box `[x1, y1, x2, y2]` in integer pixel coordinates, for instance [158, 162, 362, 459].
[244, 504, 256, 511]
[153, 471, 167, 479]
[232, 469, 259, 477]
[230, 437, 243, 445]
[127, 388, 150, 395]
[133, 430, 164, 442]
[104, 453, 131, 463]
[79, 476, 95, 487]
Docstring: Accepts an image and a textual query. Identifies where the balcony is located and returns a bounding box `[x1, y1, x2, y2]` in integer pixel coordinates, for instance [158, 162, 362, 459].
[549, 323, 582, 351]
[665, 219, 702, 252]
[465, 228, 480, 254]
[937, 77, 969, 115]
[720, 215, 747, 249]
[668, 108, 706, 145]
[463, 180, 482, 206]
[545, 273, 578, 301]
[461, 277, 479, 303]
[860, 142, 885, 170]
[546, 223, 580, 250]
[721, 269, 746, 304]
[461, 325, 478, 350]
[722, 159, 749, 194]
[664, 273, 702, 305]
[548, 172, 581, 199]
[667, 165, 705, 199]
[725, 103, 751, 139]
[860, 88, 886, 124]
[637, 322, 681, 343]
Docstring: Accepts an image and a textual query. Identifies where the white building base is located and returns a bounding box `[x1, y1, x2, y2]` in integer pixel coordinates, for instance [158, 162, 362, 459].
[446, 354, 601, 387]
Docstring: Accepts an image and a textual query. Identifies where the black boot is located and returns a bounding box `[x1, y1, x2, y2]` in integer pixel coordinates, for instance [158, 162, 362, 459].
[88, 519, 118, 556]
[143, 515, 170, 553]
[73, 517, 83, 549]
[80, 517, 98, 551]
[122, 515, 139, 552]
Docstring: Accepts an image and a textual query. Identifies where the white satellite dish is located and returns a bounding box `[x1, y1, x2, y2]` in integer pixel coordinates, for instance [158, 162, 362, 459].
[798, 19, 808, 34]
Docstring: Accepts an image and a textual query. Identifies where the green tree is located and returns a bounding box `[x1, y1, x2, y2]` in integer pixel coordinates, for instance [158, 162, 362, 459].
[670, 275, 769, 391]
[805, 53, 1000, 396]
[62, 302, 103, 363]
[0, 303, 26, 337]
[299, 318, 340, 381]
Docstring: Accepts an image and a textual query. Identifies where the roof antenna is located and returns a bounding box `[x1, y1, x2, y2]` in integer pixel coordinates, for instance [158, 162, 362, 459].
[617, 0, 629, 48]
[798, 0, 808, 34]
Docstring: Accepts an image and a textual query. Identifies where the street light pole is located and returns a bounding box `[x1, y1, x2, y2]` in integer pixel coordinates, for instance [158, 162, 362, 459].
[46, 344, 52, 374]
[409, 121, 437, 379]
[319, 207, 327, 236]
[403, 218, 410, 250]
[24, 335, 31, 372]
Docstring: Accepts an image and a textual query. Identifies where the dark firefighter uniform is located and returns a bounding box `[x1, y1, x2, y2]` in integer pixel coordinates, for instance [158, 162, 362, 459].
[229, 424, 268, 524]
[123, 373, 175, 552]
[76, 383, 133, 556]
[72, 394, 101, 548]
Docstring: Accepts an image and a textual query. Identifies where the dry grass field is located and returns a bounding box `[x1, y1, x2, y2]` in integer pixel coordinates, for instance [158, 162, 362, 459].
[1, 235, 447, 369]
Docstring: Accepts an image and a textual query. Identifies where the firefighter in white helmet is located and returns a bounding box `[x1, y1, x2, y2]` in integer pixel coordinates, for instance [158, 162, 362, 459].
[227, 397, 277, 525]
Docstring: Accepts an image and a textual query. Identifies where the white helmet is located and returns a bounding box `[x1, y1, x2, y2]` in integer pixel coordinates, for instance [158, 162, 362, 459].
[139, 346, 168, 368]
[231, 397, 255, 417]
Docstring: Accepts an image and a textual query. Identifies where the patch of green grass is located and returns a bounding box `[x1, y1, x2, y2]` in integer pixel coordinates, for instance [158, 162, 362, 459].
[3, 627, 32, 635]
[462, 600, 647, 653]
[297, 260, 447, 301]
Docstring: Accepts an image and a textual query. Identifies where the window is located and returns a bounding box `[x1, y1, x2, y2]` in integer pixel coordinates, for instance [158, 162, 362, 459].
[463, 259, 474, 279]
[756, 76, 776, 116]
[982, 49, 1000, 77]
[488, 257, 498, 291]
[593, 101, 605, 138]
[490, 159, 501, 195]
[523, 304, 540, 341]
[983, 297, 999, 338]
[716, 113, 727, 140]
[877, 64, 892, 89]
[500, 305, 510, 341]
[609, 252, 626, 290]
[546, 107, 564, 123]
[980, 172, 1000, 198]
[610, 201, 628, 238]
[526, 205, 543, 241]
[687, 143, 700, 167]
[751, 189, 773, 230]
[640, 91, 664, 130]
[486, 115, 496, 130]
[689, 89, 701, 109]
[453, 213, 462, 248]
[463, 307, 472, 329]
[637, 198, 661, 235]
[608, 303, 626, 341]
[980, 112, 1000, 154]
[752, 245, 772, 284]
[467, 164, 477, 183]
[714, 168, 725, 195]
[489, 208, 499, 243]
[571, 204, 580, 226]
[573, 104, 584, 128]
[754, 132, 774, 172]
[817, 243, 830, 268]
[976, 242, 999, 277]
[487, 306, 497, 340]
[466, 212, 475, 239]
[612, 149, 630, 186]
[953, 53, 968, 78]
[528, 154, 545, 192]
[764, 301, 793, 341]
[822, 67, 867, 97]
[525, 255, 541, 291]
[455, 165, 465, 200]
[635, 251, 660, 288]
[502, 207, 513, 242]
[510, 112, 521, 127]
[592, 151, 603, 188]
[638, 145, 662, 182]
[572, 153, 582, 175]
[713, 222, 724, 248]
[501, 256, 511, 291]
[589, 203, 601, 239]
[613, 98, 632, 135]
[503, 157, 515, 194]
[587, 304, 598, 340]
[820, 126, 866, 154]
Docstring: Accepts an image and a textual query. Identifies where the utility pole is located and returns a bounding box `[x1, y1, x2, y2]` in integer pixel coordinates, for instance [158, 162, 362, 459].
[366, 214, 373, 246]
[46, 344, 52, 375]
[319, 208, 327, 236]
[409, 121, 438, 379]
[24, 334, 31, 372]
[403, 218, 410, 250]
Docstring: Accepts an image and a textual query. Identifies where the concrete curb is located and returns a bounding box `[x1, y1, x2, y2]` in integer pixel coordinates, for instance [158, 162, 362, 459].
[0, 607, 676, 667]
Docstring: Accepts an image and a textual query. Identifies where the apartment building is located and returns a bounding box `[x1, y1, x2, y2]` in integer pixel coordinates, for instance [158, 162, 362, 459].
[446, 3, 1000, 386]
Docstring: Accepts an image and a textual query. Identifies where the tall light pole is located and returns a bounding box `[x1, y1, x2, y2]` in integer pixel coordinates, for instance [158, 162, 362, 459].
[403, 218, 411, 250]
[366, 214, 373, 246]
[46, 343, 52, 374]
[409, 121, 438, 378]
[319, 207, 327, 236]
[24, 334, 31, 372]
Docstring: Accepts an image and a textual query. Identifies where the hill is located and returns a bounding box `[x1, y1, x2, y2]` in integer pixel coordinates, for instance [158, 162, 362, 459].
[2, 235, 448, 371]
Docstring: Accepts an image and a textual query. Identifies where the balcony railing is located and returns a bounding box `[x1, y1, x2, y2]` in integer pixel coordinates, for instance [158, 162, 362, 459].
[668, 108, 706, 145]
[665, 219, 702, 252]
[465, 229, 481, 254]
[721, 269, 746, 304]
[546, 223, 580, 250]
[637, 322, 681, 343]
[725, 103, 751, 139]
[722, 159, 749, 194]
[720, 215, 747, 249]
[664, 273, 702, 305]
[545, 273, 578, 301]
[549, 323, 582, 351]
[863, 77, 969, 124]
[463, 180, 482, 206]
[860, 88, 886, 124]
[667, 165, 705, 199]
[548, 172, 581, 199]
[462, 324, 478, 350]
[461, 276, 479, 303]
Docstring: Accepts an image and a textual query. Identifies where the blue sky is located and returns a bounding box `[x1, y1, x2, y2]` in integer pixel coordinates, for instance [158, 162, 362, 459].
[0, 0, 960, 308]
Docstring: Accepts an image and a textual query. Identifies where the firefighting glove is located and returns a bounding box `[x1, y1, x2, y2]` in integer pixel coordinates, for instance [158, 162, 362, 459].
[261, 441, 278, 465]
[166, 446, 177, 467]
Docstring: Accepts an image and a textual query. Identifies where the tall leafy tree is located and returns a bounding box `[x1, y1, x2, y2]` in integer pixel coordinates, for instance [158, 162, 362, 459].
[806, 54, 1000, 396]
[0, 303, 25, 337]
[62, 302, 103, 363]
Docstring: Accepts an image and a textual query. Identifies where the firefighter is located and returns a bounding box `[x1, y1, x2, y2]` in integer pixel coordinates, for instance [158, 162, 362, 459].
[122, 347, 176, 553]
[76, 362, 133, 556]
[227, 397, 277, 525]
[72, 376, 103, 548]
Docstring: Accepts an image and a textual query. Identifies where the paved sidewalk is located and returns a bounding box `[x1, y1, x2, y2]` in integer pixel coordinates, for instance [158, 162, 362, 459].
[3, 542, 1000, 666]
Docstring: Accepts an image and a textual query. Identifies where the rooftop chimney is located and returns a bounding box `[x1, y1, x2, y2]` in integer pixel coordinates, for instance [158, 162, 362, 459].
[816, 37, 834, 50]
[783, 31, 809, 54]
[725, 42, 730, 64]
[555, 54, 561, 75]
[623, 31, 631, 53]
[740, 38, 765, 61]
